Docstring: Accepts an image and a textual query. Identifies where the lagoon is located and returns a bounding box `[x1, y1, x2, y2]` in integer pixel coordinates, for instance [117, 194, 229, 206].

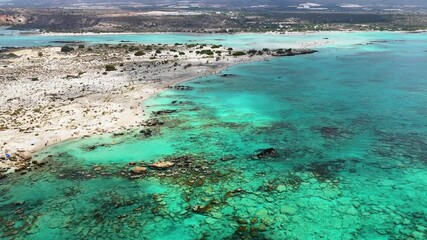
[0, 31, 427, 239]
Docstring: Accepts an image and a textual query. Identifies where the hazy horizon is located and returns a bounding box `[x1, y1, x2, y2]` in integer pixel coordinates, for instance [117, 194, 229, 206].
[1, 0, 427, 8]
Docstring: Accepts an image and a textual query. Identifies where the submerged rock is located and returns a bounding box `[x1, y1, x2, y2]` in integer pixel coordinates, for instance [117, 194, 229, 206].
[220, 155, 236, 161]
[313, 126, 347, 139]
[308, 160, 345, 182]
[32, 155, 51, 166]
[220, 74, 237, 78]
[152, 110, 177, 116]
[141, 119, 164, 127]
[168, 85, 193, 91]
[253, 148, 278, 159]
[280, 206, 298, 215]
[139, 129, 153, 137]
[171, 100, 183, 105]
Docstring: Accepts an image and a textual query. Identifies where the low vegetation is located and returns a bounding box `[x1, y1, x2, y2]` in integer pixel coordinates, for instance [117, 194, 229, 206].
[232, 51, 246, 56]
[61, 46, 74, 53]
[105, 64, 117, 71]
[134, 50, 145, 56]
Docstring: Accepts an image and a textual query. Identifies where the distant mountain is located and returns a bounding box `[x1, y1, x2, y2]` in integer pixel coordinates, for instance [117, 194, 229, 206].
[2, 0, 427, 8]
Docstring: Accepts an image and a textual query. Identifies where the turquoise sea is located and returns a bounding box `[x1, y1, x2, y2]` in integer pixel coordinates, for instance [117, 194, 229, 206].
[0, 32, 427, 239]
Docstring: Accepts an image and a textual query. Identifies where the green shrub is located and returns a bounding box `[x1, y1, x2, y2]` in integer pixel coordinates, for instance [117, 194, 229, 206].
[61, 46, 74, 53]
[105, 64, 117, 71]
[78, 44, 85, 49]
[129, 46, 140, 52]
[232, 51, 246, 56]
[134, 50, 145, 56]
[200, 49, 214, 55]
[186, 44, 197, 48]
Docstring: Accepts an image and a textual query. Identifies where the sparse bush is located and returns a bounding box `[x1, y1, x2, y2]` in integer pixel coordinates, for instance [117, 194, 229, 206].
[232, 51, 246, 56]
[134, 50, 145, 56]
[179, 52, 185, 55]
[156, 49, 162, 54]
[129, 46, 140, 52]
[61, 46, 74, 53]
[105, 64, 116, 71]
[38, 52, 43, 57]
[200, 49, 214, 55]
[78, 44, 85, 49]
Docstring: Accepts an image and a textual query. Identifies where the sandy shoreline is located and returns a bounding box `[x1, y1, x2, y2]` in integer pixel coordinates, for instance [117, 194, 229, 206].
[0, 43, 269, 172]
[8, 30, 425, 38]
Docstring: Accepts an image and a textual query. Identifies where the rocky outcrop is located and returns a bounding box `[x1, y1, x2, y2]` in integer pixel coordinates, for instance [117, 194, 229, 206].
[272, 48, 318, 57]
[16, 150, 32, 161]
[150, 161, 175, 169]
[130, 166, 147, 174]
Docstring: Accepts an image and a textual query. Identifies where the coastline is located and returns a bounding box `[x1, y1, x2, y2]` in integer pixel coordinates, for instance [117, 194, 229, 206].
[35, 56, 268, 152]
[16, 29, 427, 38]
[0, 43, 270, 172]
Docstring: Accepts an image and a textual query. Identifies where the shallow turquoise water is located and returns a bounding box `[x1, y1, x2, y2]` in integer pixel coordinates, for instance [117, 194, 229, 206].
[1, 30, 427, 50]
[1, 33, 427, 239]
